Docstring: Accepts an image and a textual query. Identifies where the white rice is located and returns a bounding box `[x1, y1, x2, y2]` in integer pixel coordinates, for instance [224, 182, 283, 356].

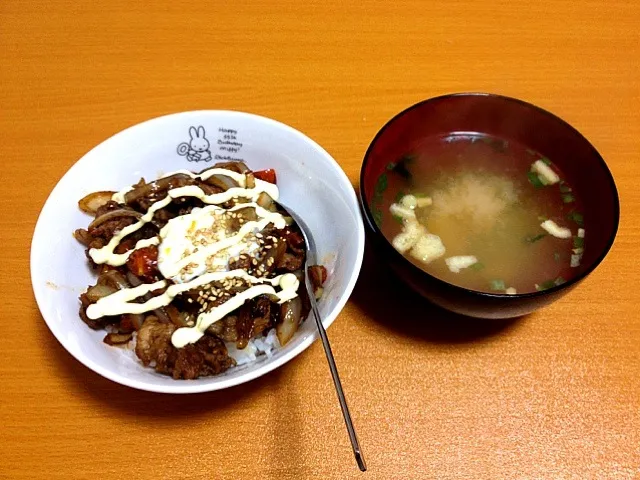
[225, 328, 281, 366]
[116, 328, 282, 372]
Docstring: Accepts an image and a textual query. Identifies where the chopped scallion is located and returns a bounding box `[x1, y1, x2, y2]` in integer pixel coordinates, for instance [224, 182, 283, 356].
[541, 157, 552, 166]
[490, 279, 506, 291]
[536, 280, 557, 291]
[567, 211, 584, 227]
[372, 209, 383, 228]
[525, 233, 547, 244]
[559, 183, 572, 193]
[573, 236, 584, 249]
[470, 262, 485, 271]
[374, 173, 388, 195]
[536, 277, 566, 291]
[527, 171, 545, 189]
[394, 190, 406, 203]
[562, 193, 575, 203]
[392, 214, 404, 225]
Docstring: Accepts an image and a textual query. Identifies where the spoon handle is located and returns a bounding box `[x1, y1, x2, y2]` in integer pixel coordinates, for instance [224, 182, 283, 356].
[277, 201, 366, 471]
[307, 287, 367, 472]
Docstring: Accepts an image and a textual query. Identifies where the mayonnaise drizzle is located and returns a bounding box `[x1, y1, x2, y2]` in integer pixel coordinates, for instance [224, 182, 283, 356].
[86, 270, 299, 348]
[86, 168, 299, 348]
[98, 237, 160, 267]
[159, 201, 286, 281]
[172, 273, 299, 348]
[111, 168, 279, 204]
[86, 270, 297, 317]
[90, 178, 280, 266]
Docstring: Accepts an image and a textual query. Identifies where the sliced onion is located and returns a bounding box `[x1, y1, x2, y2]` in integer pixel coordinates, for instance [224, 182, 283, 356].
[103, 332, 133, 345]
[245, 172, 256, 189]
[88, 238, 106, 249]
[99, 270, 130, 290]
[234, 206, 257, 222]
[123, 174, 194, 205]
[120, 313, 145, 331]
[85, 284, 117, 302]
[78, 191, 116, 215]
[198, 183, 223, 196]
[73, 228, 93, 246]
[153, 307, 171, 324]
[276, 296, 302, 346]
[211, 161, 249, 174]
[88, 209, 142, 230]
[165, 304, 189, 327]
[204, 174, 238, 191]
[256, 192, 274, 210]
[125, 271, 143, 287]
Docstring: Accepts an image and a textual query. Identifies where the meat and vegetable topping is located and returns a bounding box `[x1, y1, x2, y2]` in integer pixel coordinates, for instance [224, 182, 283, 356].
[75, 161, 326, 379]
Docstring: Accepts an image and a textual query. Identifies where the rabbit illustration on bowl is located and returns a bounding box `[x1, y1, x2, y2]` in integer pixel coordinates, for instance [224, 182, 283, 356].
[176, 126, 212, 162]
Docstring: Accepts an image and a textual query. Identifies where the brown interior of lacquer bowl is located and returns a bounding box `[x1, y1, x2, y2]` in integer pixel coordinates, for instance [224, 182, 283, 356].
[361, 93, 619, 291]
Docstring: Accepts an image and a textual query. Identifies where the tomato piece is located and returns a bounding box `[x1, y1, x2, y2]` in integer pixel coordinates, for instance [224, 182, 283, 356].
[316, 265, 328, 283]
[253, 169, 277, 184]
[308, 265, 328, 289]
[126, 246, 159, 279]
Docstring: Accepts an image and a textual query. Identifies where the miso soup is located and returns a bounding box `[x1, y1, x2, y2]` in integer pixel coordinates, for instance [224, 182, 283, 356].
[373, 134, 586, 294]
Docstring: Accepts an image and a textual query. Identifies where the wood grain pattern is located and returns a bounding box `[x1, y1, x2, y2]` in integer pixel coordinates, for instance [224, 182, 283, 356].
[1, 0, 639, 478]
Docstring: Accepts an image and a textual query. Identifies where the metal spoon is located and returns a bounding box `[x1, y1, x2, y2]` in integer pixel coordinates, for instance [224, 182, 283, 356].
[278, 202, 367, 472]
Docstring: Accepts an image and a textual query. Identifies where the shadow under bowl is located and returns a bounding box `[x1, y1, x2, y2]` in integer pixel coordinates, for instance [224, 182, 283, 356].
[360, 92, 619, 319]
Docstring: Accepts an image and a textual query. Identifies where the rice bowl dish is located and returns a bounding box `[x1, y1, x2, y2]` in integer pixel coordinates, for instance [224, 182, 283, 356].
[31, 110, 365, 393]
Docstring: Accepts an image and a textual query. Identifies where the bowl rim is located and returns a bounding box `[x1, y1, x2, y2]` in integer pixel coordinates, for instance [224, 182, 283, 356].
[359, 92, 620, 300]
[31, 109, 365, 394]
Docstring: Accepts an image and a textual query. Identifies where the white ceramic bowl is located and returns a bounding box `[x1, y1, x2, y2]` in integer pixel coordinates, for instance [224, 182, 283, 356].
[31, 111, 364, 394]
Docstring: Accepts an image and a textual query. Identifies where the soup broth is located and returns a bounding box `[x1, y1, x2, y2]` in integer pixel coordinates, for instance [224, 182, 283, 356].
[374, 134, 586, 294]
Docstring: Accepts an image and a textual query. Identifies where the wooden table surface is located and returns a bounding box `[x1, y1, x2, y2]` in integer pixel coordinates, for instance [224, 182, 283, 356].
[2, 1, 639, 479]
